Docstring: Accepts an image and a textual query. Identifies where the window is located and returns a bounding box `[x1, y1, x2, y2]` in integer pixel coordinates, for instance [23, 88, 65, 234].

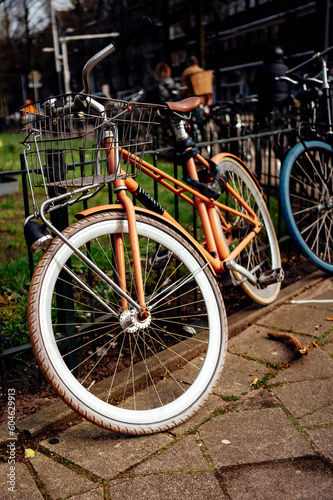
[169, 22, 185, 40]
[170, 51, 186, 67]
[228, 0, 247, 16]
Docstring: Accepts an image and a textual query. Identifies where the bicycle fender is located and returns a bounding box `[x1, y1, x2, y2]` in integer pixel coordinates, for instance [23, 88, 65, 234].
[74, 204, 218, 275]
[210, 152, 263, 194]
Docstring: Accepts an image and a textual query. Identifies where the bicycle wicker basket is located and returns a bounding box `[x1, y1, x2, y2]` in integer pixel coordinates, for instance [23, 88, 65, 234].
[21, 94, 160, 194]
[190, 70, 213, 97]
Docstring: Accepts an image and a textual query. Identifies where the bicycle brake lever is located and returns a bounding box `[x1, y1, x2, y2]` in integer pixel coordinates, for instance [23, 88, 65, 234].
[43, 96, 77, 116]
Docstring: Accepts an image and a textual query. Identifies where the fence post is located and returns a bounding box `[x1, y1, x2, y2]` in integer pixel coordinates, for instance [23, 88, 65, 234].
[20, 154, 35, 278]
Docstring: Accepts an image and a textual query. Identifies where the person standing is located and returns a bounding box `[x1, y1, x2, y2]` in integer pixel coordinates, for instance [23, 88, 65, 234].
[180, 56, 212, 105]
[251, 46, 291, 127]
[181, 56, 204, 97]
[155, 63, 175, 102]
[180, 56, 213, 142]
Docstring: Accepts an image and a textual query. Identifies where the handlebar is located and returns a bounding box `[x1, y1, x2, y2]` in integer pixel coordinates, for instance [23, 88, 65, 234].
[286, 45, 333, 75]
[276, 76, 298, 85]
[276, 75, 323, 86]
[81, 43, 116, 95]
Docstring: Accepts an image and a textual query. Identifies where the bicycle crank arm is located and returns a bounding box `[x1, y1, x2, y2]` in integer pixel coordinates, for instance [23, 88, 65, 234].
[225, 260, 284, 286]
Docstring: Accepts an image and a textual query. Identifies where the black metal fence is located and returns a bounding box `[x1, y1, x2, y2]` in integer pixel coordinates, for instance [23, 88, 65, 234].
[0, 123, 295, 388]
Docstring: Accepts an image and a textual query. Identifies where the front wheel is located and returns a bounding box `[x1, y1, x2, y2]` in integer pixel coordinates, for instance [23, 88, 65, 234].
[214, 155, 282, 305]
[28, 211, 227, 435]
[280, 141, 333, 274]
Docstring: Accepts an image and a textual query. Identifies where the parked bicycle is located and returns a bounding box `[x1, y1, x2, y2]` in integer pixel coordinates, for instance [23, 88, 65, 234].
[21, 19, 283, 435]
[209, 96, 257, 165]
[279, 46, 333, 274]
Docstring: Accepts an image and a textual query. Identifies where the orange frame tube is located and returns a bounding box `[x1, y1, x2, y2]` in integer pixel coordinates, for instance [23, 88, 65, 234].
[103, 141, 263, 299]
[105, 138, 147, 312]
[121, 149, 262, 271]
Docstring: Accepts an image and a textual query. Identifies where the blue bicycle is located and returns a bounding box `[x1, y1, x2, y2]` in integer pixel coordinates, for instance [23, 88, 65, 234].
[279, 47, 333, 274]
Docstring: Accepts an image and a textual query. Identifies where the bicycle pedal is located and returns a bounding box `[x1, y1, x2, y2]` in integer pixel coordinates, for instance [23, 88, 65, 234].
[258, 268, 284, 285]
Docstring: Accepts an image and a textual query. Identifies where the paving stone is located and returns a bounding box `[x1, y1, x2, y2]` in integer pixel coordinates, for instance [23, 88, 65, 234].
[292, 279, 333, 310]
[109, 471, 225, 499]
[131, 435, 208, 475]
[30, 451, 95, 499]
[307, 426, 333, 463]
[224, 388, 279, 412]
[0, 462, 43, 500]
[214, 353, 269, 396]
[200, 407, 312, 467]
[171, 394, 224, 437]
[228, 324, 305, 363]
[324, 328, 333, 340]
[226, 272, 325, 338]
[40, 421, 172, 479]
[67, 486, 105, 499]
[273, 378, 333, 424]
[299, 404, 333, 428]
[222, 458, 333, 499]
[274, 347, 333, 383]
[258, 304, 330, 337]
[323, 342, 333, 356]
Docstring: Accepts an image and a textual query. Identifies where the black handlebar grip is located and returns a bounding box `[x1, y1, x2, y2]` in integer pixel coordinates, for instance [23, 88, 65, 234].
[113, 16, 153, 50]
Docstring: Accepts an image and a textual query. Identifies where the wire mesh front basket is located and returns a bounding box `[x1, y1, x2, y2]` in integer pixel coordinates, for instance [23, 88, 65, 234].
[21, 94, 160, 195]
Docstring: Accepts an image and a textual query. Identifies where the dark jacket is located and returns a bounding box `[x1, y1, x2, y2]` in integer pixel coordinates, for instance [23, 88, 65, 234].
[252, 49, 290, 111]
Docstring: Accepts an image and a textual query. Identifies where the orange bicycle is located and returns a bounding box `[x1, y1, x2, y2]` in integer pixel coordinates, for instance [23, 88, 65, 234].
[22, 19, 283, 435]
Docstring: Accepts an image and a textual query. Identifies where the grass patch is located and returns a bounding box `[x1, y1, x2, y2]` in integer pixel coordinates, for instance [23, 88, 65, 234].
[206, 407, 228, 421]
[0, 256, 31, 350]
[0, 134, 25, 172]
[220, 395, 241, 402]
[251, 370, 279, 390]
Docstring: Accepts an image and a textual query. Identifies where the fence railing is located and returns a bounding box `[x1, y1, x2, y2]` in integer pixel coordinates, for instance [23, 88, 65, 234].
[0, 125, 296, 388]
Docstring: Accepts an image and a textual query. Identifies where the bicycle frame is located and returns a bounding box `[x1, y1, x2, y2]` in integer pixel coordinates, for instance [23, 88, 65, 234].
[125, 150, 262, 270]
[74, 132, 263, 315]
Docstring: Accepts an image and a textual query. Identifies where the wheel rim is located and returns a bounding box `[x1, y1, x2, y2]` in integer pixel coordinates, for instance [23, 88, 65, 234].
[219, 159, 280, 300]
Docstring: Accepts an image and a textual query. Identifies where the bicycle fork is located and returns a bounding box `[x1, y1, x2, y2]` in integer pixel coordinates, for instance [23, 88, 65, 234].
[113, 185, 148, 315]
[105, 133, 148, 317]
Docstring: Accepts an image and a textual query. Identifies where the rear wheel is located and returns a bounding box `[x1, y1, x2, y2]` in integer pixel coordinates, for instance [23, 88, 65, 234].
[215, 155, 282, 305]
[28, 211, 227, 434]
